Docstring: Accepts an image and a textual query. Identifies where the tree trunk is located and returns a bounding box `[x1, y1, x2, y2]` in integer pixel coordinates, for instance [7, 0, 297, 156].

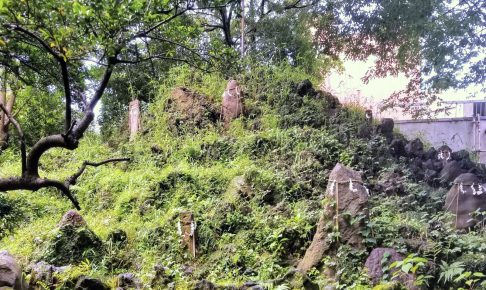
[0, 70, 8, 149]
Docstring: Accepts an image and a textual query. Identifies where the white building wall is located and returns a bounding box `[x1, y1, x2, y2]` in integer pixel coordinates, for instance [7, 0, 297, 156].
[395, 118, 486, 163]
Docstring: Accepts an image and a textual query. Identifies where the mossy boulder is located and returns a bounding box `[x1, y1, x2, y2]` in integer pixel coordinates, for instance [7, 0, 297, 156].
[40, 212, 103, 266]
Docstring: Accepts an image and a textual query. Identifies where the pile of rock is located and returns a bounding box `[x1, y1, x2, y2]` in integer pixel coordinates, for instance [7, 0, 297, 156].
[373, 118, 483, 187]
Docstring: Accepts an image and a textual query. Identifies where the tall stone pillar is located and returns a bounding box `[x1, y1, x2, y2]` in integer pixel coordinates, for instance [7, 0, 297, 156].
[129, 99, 140, 140]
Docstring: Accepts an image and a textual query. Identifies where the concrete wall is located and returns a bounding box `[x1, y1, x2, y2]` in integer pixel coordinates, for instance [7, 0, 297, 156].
[395, 117, 486, 163]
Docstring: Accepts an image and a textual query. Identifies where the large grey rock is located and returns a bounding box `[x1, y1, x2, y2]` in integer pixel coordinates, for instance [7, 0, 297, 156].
[376, 170, 406, 196]
[405, 138, 424, 158]
[41, 212, 103, 266]
[297, 163, 368, 272]
[364, 248, 419, 290]
[150, 264, 172, 289]
[272, 269, 319, 290]
[377, 118, 394, 143]
[226, 176, 252, 201]
[389, 138, 406, 157]
[0, 251, 26, 290]
[194, 279, 216, 290]
[444, 173, 486, 229]
[167, 87, 219, 129]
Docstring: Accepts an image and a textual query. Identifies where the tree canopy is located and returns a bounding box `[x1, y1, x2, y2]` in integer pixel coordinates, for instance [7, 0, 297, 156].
[0, 0, 217, 208]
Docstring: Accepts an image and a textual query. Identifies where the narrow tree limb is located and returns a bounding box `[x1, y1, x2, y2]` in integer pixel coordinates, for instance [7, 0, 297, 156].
[25, 57, 117, 178]
[133, 9, 188, 38]
[5, 24, 61, 60]
[0, 103, 26, 175]
[146, 35, 210, 62]
[40, 178, 81, 210]
[26, 134, 71, 177]
[115, 55, 211, 73]
[66, 157, 130, 186]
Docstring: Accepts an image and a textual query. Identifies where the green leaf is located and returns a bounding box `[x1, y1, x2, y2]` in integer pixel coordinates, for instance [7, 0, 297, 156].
[401, 263, 413, 273]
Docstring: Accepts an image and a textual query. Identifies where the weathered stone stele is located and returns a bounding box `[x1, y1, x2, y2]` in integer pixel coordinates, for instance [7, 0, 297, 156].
[297, 163, 369, 272]
[445, 173, 486, 229]
[179, 212, 197, 258]
[129, 99, 141, 141]
[0, 251, 26, 290]
[221, 80, 244, 126]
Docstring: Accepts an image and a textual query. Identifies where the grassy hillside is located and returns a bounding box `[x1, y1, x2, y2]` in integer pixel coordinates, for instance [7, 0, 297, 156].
[1, 65, 485, 290]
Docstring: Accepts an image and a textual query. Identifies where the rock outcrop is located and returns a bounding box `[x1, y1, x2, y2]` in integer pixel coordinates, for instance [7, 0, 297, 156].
[27, 261, 68, 289]
[74, 276, 110, 290]
[116, 273, 142, 289]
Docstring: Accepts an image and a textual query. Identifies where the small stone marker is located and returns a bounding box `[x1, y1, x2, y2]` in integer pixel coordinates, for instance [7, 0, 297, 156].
[221, 80, 244, 126]
[129, 99, 141, 140]
[179, 212, 197, 258]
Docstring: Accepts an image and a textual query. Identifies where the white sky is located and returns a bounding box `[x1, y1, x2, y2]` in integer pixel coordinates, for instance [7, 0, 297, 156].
[323, 56, 485, 120]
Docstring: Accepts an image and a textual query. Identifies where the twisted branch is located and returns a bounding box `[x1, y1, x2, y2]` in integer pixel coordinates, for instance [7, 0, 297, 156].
[66, 157, 131, 186]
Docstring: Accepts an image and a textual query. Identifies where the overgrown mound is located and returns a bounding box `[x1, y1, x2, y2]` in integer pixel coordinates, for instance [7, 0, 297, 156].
[0, 65, 485, 289]
[40, 211, 103, 266]
[165, 87, 220, 131]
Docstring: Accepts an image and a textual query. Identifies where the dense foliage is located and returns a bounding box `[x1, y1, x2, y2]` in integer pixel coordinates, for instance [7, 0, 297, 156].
[0, 0, 485, 289]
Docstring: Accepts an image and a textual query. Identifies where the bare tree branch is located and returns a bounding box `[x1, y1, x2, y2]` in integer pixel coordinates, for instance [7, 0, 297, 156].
[66, 157, 131, 186]
[0, 158, 130, 210]
[115, 54, 211, 73]
[0, 177, 80, 210]
[145, 35, 210, 62]
[133, 9, 188, 39]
